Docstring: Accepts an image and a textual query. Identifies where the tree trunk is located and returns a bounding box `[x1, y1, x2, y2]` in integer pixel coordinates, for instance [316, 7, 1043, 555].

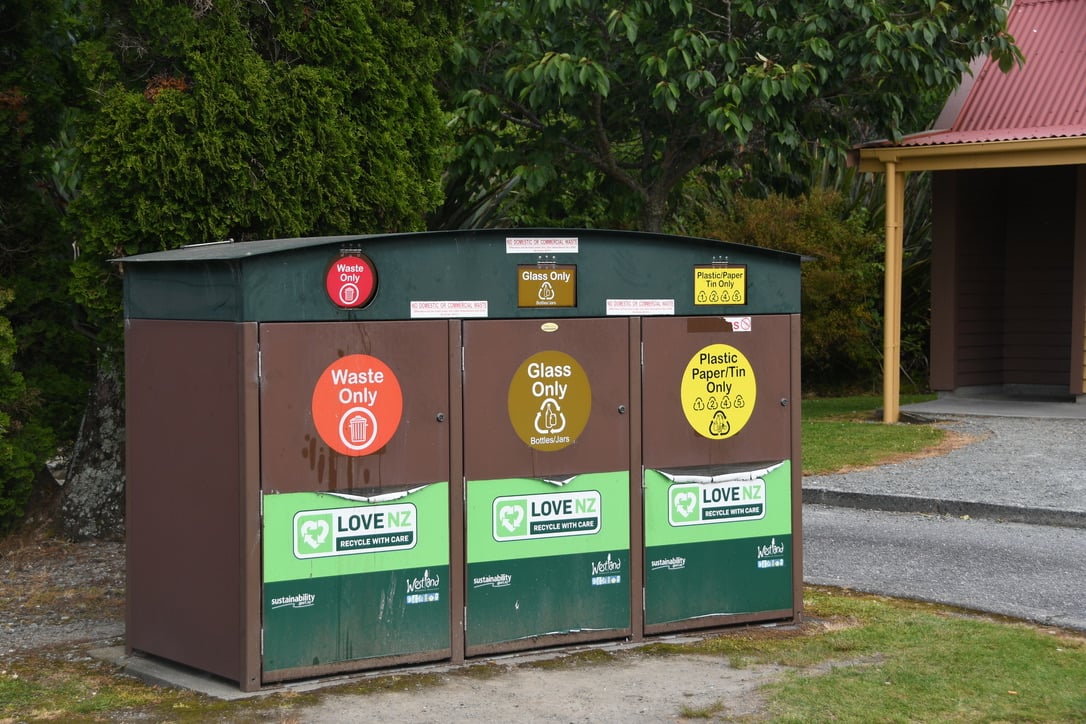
[60, 354, 125, 541]
[641, 191, 667, 232]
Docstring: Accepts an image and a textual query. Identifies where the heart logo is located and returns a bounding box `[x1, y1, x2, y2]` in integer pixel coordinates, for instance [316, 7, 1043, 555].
[301, 519, 330, 549]
[499, 504, 525, 533]
[674, 491, 698, 518]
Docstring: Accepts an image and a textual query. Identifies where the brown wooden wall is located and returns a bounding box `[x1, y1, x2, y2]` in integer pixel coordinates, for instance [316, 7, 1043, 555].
[931, 166, 1080, 393]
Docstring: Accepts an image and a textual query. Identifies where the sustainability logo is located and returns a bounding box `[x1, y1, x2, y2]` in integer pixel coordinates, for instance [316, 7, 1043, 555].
[270, 592, 316, 610]
[649, 556, 687, 572]
[472, 573, 513, 589]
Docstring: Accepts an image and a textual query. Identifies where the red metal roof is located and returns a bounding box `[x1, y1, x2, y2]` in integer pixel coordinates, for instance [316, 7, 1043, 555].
[898, 0, 1086, 147]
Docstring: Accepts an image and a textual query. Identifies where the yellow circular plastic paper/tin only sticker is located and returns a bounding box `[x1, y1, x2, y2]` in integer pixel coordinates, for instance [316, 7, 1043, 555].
[680, 343, 756, 440]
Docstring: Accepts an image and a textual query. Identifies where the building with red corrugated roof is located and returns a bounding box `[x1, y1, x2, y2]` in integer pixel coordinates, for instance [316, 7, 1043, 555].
[854, 0, 1086, 420]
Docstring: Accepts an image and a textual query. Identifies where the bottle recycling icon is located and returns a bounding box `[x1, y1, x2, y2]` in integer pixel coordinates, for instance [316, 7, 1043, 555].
[534, 398, 567, 435]
[709, 410, 731, 437]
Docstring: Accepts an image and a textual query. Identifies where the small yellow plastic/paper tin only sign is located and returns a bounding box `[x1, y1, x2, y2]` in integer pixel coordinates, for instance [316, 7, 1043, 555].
[693, 263, 746, 305]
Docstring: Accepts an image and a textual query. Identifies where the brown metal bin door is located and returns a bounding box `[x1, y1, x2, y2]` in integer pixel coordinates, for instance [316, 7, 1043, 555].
[642, 315, 792, 468]
[259, 321, 452, 493]
[463, 318, 630, 480]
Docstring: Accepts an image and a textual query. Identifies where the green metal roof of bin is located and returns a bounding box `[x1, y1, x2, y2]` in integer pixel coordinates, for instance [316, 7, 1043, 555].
[120, 228, 800, 322]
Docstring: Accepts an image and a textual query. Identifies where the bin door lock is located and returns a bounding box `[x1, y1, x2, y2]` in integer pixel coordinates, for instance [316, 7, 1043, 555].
[617, 405, 626, 414]
[436, 412, 446, 422]
[780, 398, 789, 407]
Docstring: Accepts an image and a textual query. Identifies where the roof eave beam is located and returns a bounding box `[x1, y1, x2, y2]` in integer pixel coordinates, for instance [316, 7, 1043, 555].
[857, 137, 1086, 173]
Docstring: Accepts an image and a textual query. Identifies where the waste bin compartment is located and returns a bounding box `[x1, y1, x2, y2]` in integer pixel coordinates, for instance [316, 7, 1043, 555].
[256, 321, 455, 680]
[125, 319, 261, 688]
[462, 318, 633, 654]
[641, 314, 801, 631]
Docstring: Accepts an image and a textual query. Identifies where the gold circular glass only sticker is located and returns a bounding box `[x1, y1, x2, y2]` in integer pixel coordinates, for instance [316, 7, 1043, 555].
[507, 350, 591, 451]
[680, 343, 756, 440]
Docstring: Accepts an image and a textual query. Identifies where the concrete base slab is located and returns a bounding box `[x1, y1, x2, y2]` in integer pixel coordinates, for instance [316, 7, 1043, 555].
[89, 632, 720, 700]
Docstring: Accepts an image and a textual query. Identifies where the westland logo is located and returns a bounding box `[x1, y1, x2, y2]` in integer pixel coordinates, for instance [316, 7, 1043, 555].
[757, 538, 786, 558]
[756, 538, 787, 569]
[668, 480, 766, 527]
[591, 553, 622, 575]
[590, 553, 622, 586]
[406, 569, 441, 605]
[472, 573, 512, 589]
[270, 592, 315, 610]
[294, 502, 417, 559]
[650, 556, 686, 572]
[407, 569, 441, 593]
[493, 490, 601, 541]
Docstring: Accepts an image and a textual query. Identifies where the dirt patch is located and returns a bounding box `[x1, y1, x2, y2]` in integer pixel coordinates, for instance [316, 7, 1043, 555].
[295, 652, 789, 722]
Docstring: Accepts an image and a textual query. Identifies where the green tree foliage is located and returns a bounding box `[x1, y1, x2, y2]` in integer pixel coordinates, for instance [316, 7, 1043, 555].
[67, 0, 457, 343]
[442, 0, 1020, 231]
[690, 189, 885, 393]
[0, 289, 56, 531]
[0, 0, 94, 528]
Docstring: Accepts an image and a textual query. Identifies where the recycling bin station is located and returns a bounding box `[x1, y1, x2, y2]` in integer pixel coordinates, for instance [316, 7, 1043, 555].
[122, 228, 801, 690]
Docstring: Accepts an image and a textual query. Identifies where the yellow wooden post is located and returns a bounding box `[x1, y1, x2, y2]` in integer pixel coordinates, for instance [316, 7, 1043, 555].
[882, 163, 905, 423]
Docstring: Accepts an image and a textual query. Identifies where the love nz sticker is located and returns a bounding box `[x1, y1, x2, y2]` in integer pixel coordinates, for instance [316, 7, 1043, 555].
[492, 490, 601, 541]
[668, 479, 766, 526]
[293, 503, 417, 558]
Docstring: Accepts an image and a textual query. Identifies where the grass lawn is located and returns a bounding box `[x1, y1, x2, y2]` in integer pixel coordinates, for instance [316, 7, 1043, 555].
[801, 394, 947, 475]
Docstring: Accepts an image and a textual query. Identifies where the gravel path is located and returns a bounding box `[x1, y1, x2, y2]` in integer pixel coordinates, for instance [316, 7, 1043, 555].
[804, 416, 1086, 516]
[0, 536, 125, 657]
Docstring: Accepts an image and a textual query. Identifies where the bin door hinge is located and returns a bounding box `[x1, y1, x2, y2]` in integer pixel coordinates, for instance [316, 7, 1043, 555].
[642, 587, 646, 614]
[257, 347, 263, 384]
[260, 628, 264, 656]
[640, 341, 644, 368]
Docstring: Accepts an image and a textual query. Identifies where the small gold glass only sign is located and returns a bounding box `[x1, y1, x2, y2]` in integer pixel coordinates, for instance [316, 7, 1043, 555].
[518, 265, 577, 308]
[694, 265, 747, 305]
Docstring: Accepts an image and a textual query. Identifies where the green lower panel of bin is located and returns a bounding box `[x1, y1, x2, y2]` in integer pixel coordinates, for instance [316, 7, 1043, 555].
[262, 485, 450, 671]
[643, 462, 793, 625]
[263, 566, 450, 670]
[466, 471, 630, 647]
[467, 551, 629, 645]
[645, 537, 792, 624]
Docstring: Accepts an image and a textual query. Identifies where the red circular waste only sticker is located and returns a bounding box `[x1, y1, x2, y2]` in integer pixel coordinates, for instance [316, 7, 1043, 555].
[311, 354, 403, 456]
[325, 254, 377, 309]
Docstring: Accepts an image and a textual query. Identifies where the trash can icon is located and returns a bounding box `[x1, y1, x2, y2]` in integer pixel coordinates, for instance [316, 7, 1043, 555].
[349, 413, 368, 444]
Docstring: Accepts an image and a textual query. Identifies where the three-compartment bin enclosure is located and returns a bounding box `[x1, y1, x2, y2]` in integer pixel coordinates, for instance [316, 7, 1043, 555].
[122, 229, 802, 690]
